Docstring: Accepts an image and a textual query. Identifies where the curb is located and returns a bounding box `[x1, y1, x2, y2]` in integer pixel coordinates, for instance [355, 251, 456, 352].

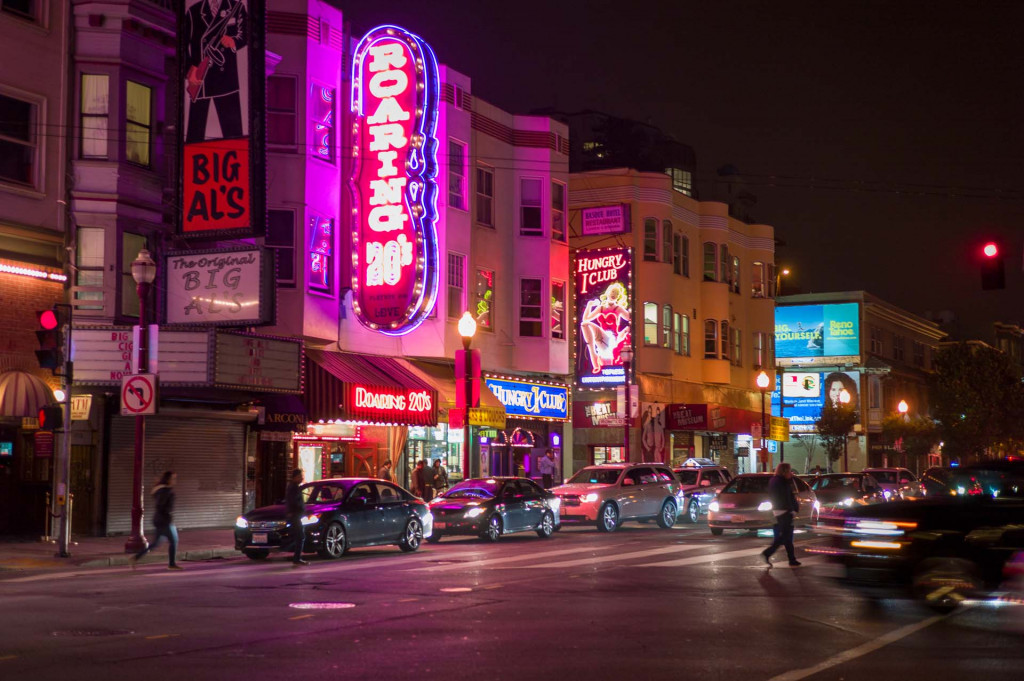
[78, 547, 238, 568]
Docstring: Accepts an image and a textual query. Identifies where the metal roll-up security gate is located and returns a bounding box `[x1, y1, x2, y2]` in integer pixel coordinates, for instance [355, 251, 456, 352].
[106, 415, 247, 534]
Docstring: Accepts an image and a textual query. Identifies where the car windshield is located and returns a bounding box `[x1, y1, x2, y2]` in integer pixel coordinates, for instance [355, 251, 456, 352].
[568, 468, 622, 485]
[812, 475, 861, 491]
[676, 470, 700, 485]
[867, 471, 898, 483]
[302, 482, 352, 503]
[443, 480, 500, 499]
[721, 476, 770, 494]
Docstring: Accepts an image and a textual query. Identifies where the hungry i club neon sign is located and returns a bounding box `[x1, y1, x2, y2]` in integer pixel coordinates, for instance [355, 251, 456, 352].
[350, 25, 440, 335]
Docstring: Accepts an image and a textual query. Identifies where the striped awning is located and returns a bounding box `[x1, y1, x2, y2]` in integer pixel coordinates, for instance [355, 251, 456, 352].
[0, 370, 53, 418]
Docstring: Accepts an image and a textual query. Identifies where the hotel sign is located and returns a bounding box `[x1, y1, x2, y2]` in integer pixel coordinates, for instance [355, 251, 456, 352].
[580, 204, 630, 236]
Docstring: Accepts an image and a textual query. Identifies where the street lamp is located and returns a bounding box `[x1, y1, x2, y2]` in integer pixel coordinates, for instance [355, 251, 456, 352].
[756, 371, 770, 471]
[125, 249, 156, 554]
[839, 388, 851, 472]
[897, 399, 909, 468]
[458, 312, 477, 479]
[620, 347, 634, 463]
[776, 267, 791, 297]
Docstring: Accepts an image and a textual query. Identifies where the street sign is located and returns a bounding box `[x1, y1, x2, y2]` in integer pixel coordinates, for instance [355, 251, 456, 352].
[121, 374, 157, 416]
[769, 416, 790, 442]
[468, 406, 506, 429]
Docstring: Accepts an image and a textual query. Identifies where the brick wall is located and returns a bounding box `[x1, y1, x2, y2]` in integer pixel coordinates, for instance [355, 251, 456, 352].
[0, 259, 65, 390]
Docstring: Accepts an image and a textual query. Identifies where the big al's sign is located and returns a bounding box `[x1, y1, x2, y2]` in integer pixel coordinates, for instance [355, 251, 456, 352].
[575, 248, 633, 387]
[343, 383, 437, 426]
[349, 25, 440, 335]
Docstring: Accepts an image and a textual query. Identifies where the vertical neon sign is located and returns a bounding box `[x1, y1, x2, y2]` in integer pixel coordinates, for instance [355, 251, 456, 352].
[350, 25, 439, 335]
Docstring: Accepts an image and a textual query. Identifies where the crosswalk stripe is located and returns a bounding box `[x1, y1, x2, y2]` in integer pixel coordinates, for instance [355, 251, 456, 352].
[509, 544, 704, 569]
[410, 543, 627, 572]
[640, 546, 767, 567]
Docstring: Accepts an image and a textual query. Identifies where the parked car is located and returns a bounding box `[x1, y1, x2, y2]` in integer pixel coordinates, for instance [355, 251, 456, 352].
[811, 473, 886, 527]
[552, 463, 682, 532]
[426, 477, 559, 542]
[234, 478, 431, 560]
[707, 473, 818, 535]
[673, 463, 732, 523]
[862, 467, 921, 499]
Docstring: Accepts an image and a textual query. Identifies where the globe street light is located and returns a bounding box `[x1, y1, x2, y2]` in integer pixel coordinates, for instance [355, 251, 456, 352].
[458, 312, 477, 479]
[756, 371, 770, 471]
[776, 267, 791, 296]
[620, 347, 634, 463]
[126, 249, 157, 554]
[897, 399, 909, 418]
[839, 388, 851, 472]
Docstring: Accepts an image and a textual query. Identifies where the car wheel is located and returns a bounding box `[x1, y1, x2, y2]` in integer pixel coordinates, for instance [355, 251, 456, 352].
[425, 532, 442, 544]
[710, 527, 724, 536]
[597, 502, 619, 533]
[399, 518, 423, 552]
[480, 515, 502, 542]
[317, 521, 347, 559]
[912, 557, 982, 612]
[243, 549, 269, 560]
[687, 500, 700, 524]
[657, 500, 677, 529]
[536, 511, 555, 538]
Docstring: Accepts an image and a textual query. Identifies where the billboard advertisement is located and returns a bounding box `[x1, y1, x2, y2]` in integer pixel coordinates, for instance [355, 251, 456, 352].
[163, 246, 275, 326]
[771, 371, 860, 433]
[575, 248, 632, 387]
[775, 303, 860, 366]
[349, 25, 440, 336]
[178, 0, 266, 240]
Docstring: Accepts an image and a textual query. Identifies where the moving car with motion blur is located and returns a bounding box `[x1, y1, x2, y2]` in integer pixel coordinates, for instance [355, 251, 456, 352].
[811, 473, 886, 527]
[862, 467, 922, 500]
[673, 460, 732, 523]
[707, 473, 818, 535]
[234, 478, 431, 560]
[553, 463, 682, 532]
[427, 477, 559, 542]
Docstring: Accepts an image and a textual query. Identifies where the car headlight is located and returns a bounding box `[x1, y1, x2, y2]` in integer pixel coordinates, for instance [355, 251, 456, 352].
[843, 498, 855, 507]
[235, 516, 248, 529]
[813, 500, 821, 511]
[758, 501, 773, 512]
[549, 497, 561, 512]
[580, 493, 599, 503]
[465, 507, 487, 518]
[708, 501, 720, 513]
[300, 514, 321, 526]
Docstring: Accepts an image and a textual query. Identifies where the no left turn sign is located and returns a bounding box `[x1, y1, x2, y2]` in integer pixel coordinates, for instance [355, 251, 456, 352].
[121, 374, 157, 416]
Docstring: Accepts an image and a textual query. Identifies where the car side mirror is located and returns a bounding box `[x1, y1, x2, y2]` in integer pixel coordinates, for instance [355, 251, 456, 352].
[622, 478, 635, 486]
[700, 479, 712, 487]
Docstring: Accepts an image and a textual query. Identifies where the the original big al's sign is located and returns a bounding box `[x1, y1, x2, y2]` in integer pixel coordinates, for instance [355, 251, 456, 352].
[349, 25, 440, 336]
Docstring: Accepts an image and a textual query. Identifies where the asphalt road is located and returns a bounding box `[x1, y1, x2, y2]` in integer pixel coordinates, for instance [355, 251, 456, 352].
[1, 522, 1022, 681]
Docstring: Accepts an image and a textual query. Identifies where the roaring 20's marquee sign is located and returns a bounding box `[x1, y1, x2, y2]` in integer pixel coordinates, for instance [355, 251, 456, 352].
[343, 383, 437, 426]
[575, 247, 633, 387]
[349, 25, 440, 335]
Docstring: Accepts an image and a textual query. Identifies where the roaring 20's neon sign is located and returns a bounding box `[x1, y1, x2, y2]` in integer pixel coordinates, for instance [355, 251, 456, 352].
[350, 25, 440, 335]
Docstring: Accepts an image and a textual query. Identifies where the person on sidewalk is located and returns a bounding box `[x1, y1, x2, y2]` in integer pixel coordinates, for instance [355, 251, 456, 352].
[411, 459, 426, 498]
[285, 468, 309, 566]
[132, 471, 183, 570]
[431, 459, 448, 496]
[762, 462, 801, 568]
[420, 459, 435, 501]
[377, 459, 394, 482]
[538, 449, 557, 489]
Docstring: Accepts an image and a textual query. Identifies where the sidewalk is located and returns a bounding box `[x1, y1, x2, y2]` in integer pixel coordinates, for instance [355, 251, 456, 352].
[0, 528, 238, 571]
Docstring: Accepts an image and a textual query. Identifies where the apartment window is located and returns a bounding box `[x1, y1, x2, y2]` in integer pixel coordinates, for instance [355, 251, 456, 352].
[720, 245, 730, 286]
[672, 313, 682, 353]
[662, 221, 673, 263]
[474, 268, 494, 331]
[703, 242, 717, 281]
[447, 252, 465, 318]
[704, 320, 718, 359]
[520, 178, 542, 236]
[665, 167, 693, 196]
[869, 377, 881, 409]
[0, 91, 37, 187]
[913, 341, 925, 368]
[266, 209, 295, 287]
[551, 181, 566, 241]
[125, 81, 151, 166]
[870, 326, 883, 354]
[753, 331, 766, 368]
[267, 75, 297, 146]
[893, 334, 905, 361]
[80, 75, 109, 159]
[449, 139, 467, 210]
[121, 234, 147, 317]
[672, 234, 683, 275]
[731, 256, 741, 294]
[551, 281, 566, 339]
[681, 236, 690, 277]
[720, 321, 730, 361]
[475, 165, 494, 226]
[659, 305, 670, 348]
[308, 214, 333, 294]
[75, 228, 104, 310]
[310, 85, 334, 162]
[751, 261, 765, 297]
[1, 0, 37, 21]
[643, 303, 658, 345]
[519, 279, 543, 336]
[681, 315, 690, 356]
[731, 327, 742, 367]
[644, 219, 658, 261]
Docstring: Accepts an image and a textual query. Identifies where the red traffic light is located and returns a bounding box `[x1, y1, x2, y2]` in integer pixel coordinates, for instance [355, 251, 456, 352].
[38, 309, 59, 330]
[982, 242, 999, 258]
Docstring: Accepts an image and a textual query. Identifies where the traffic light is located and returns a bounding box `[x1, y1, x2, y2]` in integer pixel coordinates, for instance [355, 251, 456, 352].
[35, 306, 67, 371]
[38, 405, 62, 431]
[981, 241, 1005, 290]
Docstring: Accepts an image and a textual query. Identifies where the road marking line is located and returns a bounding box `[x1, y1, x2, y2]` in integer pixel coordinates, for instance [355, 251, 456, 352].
[398, 598, 419, 602]
[510, 544, 704, 569]
[411, 544, 627, 572]
[145, 634, 179, 640]
[289, 614, 314, 620]
[640, 546, 767, 567]
[767, 610, 961, 681]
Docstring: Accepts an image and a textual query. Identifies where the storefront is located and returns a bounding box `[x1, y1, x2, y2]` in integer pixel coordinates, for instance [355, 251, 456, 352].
[665, 403, 763, 473]
[572, 394, 634, 468]
[482, 375, 569, 483]
[0, 370, 58, 535]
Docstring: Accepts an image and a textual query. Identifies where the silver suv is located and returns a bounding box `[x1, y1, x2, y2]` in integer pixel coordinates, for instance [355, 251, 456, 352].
[673, 463, 733, 523]
[552, 463, 683, 532]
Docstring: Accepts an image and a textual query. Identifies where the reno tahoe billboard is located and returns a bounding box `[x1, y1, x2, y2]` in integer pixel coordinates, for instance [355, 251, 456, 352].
[775, 303, 860, 367]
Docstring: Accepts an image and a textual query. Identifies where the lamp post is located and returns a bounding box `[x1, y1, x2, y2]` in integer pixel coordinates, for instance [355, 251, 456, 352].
[125, 249, 156, 554]
[756, 371, 770, 471]
[897, 399, 909, 468]
[458, 312, 477, 480]
[776, 267, 791, 297]
[620, 347, 634, 463]
[839, 388, 851, 472]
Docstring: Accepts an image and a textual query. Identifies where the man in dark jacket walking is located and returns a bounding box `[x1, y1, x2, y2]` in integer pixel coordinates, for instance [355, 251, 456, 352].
[131, 471, 182, 569]
[285, 468, 309, 566]
[762, 462, 801, 567]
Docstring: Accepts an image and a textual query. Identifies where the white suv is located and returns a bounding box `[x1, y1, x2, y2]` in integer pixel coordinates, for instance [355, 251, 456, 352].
[552, 463, 682, 532]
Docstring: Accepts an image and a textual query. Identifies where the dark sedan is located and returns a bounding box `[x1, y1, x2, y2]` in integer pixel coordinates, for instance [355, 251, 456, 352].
[234, 478, 432, 560]
[811, 473, 886, 527]
[426, 477, 560, 542]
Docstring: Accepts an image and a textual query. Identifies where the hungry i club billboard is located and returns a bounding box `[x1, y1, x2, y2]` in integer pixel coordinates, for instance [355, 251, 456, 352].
[774, 303, 860, 367]
[178, 0, 266, 240]
[575, 247, 633, 388]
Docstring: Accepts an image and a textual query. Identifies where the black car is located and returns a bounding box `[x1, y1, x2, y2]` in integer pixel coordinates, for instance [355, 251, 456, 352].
[426, 477, 560, 542]
[234, 478, 432, 560]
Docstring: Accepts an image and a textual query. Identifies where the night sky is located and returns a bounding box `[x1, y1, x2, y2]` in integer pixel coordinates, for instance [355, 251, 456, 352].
[339, 0, 1024, 341]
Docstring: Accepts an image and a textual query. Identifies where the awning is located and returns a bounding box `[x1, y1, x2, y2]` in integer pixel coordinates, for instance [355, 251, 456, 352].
[0, 370, 54, 418]
[398, 359, 506, 426]
[253, 393, 307, 432]
[305, 350, 439, 426]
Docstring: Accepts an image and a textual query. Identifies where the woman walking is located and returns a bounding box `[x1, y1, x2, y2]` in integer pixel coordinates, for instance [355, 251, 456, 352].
[131, 471, 183, 570]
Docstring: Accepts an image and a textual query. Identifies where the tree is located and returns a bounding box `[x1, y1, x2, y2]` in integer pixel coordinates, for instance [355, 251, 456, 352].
[815, 400, 858, 472]
[881, 414, 941, 473]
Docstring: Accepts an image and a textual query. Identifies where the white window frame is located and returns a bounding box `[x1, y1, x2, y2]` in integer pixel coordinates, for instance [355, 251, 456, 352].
[266, 209, 296, 288]
[551, 180, 566, 241]
[475, 163, 494, 227]
[447, 252, 465, 319]
[643, 302, 658, 346]
[448, 138, 467, 211]
[519, 177, 543, 236]
[551, 280, 566, 340]
[267, 74, 298, 148]
[0, 85, 43, 192]
[125, 80, 152, 167]
[518, 277, 543, 337]
[80, 74, 109, 159]
[643, 219, 658, 261]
